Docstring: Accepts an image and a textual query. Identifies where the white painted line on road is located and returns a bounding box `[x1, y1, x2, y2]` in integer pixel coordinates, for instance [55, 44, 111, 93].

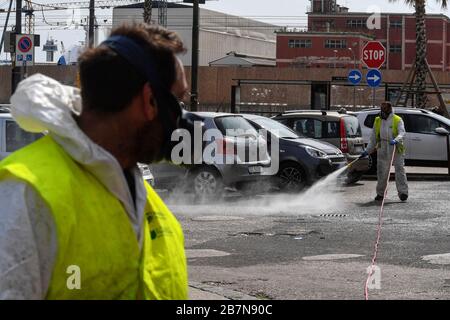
[191, 216, 245, 221]
[422, 253, 450, 265]
[302, 254, 365, 261]
[186, 249, 231, 259]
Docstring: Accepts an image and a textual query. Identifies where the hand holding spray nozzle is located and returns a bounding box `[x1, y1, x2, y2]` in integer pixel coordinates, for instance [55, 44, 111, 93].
[359, 150, 369, 159]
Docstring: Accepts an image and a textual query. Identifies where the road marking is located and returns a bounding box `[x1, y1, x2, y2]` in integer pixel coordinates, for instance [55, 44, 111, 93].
[422, 253, 450, 265]
[191, 216, 244, 221]
[186, 249, 231, 258]
[302, 254, 364, 261]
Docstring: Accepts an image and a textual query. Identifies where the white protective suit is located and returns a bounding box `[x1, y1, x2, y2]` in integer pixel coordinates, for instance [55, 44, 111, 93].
[0, 74, 148, 299]
[366, 112, 409, 198]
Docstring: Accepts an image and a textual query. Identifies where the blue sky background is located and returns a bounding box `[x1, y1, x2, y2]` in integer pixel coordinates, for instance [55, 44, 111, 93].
[1, 0, 450, 62]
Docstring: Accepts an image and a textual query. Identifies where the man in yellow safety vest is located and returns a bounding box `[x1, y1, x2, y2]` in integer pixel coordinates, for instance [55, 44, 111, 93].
[0, 23, 189, 299]
[360, 101, 409, 202]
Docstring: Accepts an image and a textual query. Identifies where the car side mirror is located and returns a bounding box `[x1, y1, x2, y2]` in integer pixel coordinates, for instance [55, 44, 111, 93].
[435, 127, 450, 135]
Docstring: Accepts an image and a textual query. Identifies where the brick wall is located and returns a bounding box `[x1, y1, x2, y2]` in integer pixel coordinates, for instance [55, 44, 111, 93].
[2, 65, 450, 111]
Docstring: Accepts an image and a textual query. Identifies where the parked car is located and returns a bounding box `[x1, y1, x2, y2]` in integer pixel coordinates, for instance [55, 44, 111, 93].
[355, 107, 450, 170]
[149, 112, 272, 198]
[138, 163, 155, 187]
[271, 110, 369, 183]
[241, 114, 347, 191]
[0, 113, 43, 160]
[0, 104, 11, 113]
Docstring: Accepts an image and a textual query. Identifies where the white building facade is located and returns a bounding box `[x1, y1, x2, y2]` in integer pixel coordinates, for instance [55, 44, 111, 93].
[112, 1, 277, 66]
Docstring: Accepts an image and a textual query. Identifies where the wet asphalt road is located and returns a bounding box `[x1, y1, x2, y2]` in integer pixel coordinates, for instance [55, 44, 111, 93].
[160, 179, 450, 300]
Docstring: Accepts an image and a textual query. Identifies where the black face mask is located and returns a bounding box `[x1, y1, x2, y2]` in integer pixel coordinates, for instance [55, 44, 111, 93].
[152, 90, 196, 162]
[380, 110, 391, 120]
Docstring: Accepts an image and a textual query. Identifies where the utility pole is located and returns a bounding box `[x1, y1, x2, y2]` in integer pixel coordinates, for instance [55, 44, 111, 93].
[88, 0, 95, 47]
[190, 0, 199, 111]
[11, 0, 22, 94]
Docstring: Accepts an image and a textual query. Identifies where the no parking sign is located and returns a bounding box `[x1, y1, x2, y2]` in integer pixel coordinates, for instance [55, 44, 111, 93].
[15, 34, 34, 66]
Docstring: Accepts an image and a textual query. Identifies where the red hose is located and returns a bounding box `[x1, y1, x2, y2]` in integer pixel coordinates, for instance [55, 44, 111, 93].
[364, 145, 396, 300]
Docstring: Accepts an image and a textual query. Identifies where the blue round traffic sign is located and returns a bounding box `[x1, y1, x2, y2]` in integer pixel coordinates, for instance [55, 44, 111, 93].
[348, 69, 362, 85]
[366, 69, 382, 88]
[18, 36, 32, 53]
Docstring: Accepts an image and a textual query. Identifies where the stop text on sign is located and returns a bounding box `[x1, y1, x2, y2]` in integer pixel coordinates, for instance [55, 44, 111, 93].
[363, 50, 384, 61]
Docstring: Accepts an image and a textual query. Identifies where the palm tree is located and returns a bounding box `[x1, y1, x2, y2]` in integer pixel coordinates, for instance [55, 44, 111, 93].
[143, 0, 153, 24]
[391, 0, 447, 108]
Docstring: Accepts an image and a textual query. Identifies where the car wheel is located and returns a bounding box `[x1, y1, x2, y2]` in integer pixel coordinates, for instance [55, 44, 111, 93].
[278, 163, 307, 192]
[191, 167, 224, 200]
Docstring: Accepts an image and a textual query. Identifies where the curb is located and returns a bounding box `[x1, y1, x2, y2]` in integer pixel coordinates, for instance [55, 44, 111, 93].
[189, 282, 259, 300]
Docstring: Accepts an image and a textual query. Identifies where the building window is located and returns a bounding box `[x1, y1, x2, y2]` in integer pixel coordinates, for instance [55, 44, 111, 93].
[389, 44, 402, 53]
[389, 20, 402, 28]
[325, 39, 347, 49]
[288, 39, 312, 48]
[312, 20, 335, 31]
[346, 19, 366, 28]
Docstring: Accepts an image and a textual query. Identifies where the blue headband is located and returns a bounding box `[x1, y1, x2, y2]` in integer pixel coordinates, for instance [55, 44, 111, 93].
[100, 35, 160, 88]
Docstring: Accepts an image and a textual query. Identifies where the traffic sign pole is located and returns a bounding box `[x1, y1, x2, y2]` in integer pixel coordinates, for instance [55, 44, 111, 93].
[373, 88, 375, 108]
[348, 69, 362, 111]
[11, 0, 22, 94]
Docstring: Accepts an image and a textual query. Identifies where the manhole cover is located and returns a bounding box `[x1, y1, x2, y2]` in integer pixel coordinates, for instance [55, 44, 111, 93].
[422, 253, 450, 265]
[186, 249, 231, 258]
[302, 254, 364, 261]
[191, 216, 244, 222]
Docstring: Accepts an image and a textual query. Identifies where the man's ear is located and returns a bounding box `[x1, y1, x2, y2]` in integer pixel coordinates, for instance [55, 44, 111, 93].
[142, 83, 158, 121]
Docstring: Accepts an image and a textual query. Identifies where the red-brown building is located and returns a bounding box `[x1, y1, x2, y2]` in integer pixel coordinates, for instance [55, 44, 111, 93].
[277, 0, 450, 71]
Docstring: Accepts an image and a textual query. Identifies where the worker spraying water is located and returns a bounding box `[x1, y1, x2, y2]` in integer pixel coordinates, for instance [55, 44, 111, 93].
[360, 101, 409, 202]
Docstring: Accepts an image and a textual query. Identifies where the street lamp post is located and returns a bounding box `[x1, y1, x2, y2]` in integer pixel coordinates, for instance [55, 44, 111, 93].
[88, 0, 95, 48]
[348, 47, 357, 110]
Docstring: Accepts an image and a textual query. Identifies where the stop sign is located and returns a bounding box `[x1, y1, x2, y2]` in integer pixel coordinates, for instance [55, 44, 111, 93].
[362, 41, 386, 69]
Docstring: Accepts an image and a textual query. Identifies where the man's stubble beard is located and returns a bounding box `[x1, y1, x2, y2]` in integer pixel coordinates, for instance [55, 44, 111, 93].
[135, 121, 166, 164]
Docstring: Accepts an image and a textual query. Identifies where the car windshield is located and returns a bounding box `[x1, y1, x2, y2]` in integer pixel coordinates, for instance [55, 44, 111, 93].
[252, 117, 299, 138]
[214, 116, 258, 137]
[343, 116, 362, 138]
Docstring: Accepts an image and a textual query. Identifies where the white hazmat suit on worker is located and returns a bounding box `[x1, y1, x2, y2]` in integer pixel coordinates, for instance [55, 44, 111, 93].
[365, 109, 409, 201]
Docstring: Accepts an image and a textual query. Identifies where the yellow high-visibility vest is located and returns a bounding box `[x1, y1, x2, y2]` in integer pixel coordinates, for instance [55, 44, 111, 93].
[0, 135, 188, 300]
[374, 114, 405, 154]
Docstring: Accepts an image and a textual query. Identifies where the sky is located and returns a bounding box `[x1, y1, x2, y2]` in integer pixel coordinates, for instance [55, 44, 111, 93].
[1, 0, 450, 62]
